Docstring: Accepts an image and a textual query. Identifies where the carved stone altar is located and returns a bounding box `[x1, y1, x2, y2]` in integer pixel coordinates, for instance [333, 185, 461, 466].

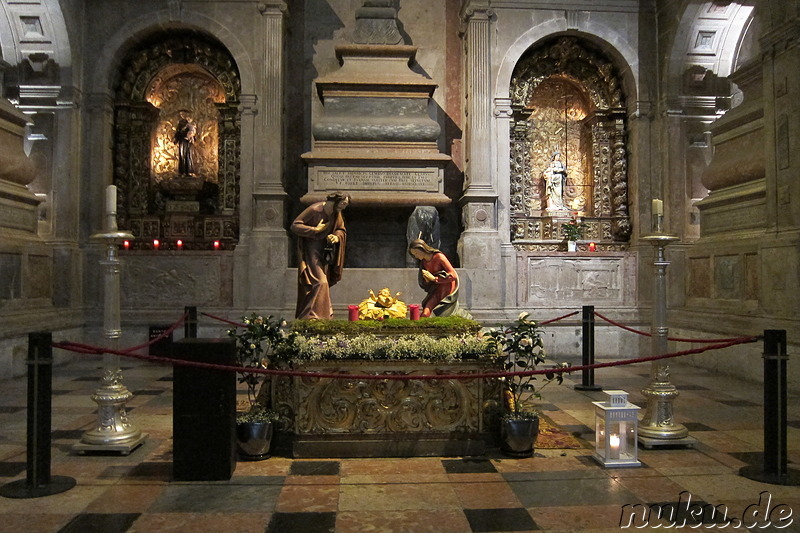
[273, 359, 502, 457]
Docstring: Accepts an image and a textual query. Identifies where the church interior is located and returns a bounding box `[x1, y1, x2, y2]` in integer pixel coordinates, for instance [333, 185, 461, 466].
[0, 0, 798, 531]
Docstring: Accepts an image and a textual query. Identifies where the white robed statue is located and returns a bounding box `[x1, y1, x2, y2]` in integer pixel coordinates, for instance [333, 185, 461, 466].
[542, 151, 567, 211]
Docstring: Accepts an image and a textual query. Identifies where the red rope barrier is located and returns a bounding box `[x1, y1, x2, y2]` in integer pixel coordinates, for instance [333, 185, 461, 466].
[52, 333, 759, 382]
[539, 310, 580, 326]
[594, 311, 755, 344]
[201, 312, 247, 328]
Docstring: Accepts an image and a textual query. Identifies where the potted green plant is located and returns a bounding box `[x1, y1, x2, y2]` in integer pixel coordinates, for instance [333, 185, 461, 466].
[486, 312, 569, 457]
[562, 217, 588, 251]
[227, 313, 290, 460]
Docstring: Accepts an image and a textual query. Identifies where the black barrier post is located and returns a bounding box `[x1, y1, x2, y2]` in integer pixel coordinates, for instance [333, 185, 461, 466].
[184, 306, 198, 338]
[574, 305, 601, 391]
[740, 330, 800, 485]
[1, 333, 76, 498]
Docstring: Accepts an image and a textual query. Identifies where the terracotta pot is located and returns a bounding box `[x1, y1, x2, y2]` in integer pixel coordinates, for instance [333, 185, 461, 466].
[236, 421, 274, 460]
[500, 416, 539, 458]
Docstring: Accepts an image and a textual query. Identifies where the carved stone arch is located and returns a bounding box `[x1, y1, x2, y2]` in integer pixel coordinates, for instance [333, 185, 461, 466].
[112, 31, 242, 249]
[508, 36, 631, 250]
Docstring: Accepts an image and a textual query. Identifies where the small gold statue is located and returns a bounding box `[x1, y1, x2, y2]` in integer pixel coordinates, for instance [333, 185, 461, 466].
[358, 287, 407, 320]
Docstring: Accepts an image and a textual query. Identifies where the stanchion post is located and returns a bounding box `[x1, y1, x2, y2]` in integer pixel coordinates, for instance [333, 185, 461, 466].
[575, 305, 601, 391]
[0, 333, 76, 498]
[185, 306, 198, 338]
[740, 330, 800, 485]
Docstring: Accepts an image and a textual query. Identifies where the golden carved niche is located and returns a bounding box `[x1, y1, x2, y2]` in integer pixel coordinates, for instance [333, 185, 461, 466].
[112, 33, 242, 250]
[147, 64, 225, 183]
[510, 37, 631, 251]
[526, 77, 591, 213]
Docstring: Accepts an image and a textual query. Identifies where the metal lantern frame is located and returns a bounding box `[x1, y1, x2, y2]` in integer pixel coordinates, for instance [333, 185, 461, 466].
[593, 390, 640, 468]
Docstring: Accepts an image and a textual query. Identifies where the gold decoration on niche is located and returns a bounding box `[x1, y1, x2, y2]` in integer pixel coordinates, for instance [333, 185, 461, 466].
[525, 77, 591, 214]
[147, 64, 225, 183]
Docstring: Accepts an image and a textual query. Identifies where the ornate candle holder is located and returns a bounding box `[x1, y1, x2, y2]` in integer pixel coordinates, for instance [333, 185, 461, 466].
[74, 187, 147, 454]
[638, 218, 696, 448]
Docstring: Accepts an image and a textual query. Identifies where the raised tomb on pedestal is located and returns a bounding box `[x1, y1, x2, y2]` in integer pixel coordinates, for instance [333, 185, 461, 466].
[0, 98, 50, 307]
[301, 1, 451, 268]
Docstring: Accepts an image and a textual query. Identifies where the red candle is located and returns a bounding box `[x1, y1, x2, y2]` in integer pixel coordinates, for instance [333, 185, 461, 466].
[213, 240, 220, 250]
[123, 240, 130, 250]
[348, 305, 359, 321]
[177, 239, 183, 250]
[588, 242, 597, 252]
[153, 239, 159, 250]
[409, 304, 421, 321]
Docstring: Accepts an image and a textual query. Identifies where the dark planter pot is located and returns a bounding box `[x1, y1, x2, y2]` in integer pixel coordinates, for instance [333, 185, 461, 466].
[236, 421, 274, 460]
[500, 416, 539, 458]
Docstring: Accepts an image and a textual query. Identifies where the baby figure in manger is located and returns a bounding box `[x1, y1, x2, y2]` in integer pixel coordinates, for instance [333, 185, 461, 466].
[358, 287, 408, 320]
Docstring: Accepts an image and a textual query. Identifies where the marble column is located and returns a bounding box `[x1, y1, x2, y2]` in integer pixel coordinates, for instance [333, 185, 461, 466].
[245, 1, 290, 309]
[458, 5, 502, 274]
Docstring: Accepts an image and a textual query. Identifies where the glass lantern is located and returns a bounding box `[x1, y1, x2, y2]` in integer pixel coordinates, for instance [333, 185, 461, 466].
[593, 390, 640, 468]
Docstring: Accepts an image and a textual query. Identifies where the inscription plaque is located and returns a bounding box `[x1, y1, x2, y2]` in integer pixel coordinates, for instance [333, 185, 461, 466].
[316, 168, 439, 192]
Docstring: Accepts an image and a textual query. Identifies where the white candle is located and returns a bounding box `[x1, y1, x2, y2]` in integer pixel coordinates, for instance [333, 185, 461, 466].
[652, 199, 663, 216]
[610, 433, 620, 459]
[106, 185, 117, 215]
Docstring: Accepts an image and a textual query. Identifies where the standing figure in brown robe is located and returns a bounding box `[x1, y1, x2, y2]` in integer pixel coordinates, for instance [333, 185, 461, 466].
[290, 192, 351, 319]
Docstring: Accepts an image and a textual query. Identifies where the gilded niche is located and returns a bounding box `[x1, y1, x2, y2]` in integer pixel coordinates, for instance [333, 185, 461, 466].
[509, 37, 631, 248]
[112, 34, 241, 249]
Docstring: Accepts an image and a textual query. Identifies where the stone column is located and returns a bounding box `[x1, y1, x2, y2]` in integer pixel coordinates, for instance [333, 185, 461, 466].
[245, 1, 290, 309]
[458, 5, 502, 274]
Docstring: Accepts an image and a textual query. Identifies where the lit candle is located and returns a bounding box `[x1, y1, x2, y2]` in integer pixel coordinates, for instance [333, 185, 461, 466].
[213, 240, 220, 250]
[610, 433, 620, 459]
[588, 242, 597, 252]
[106, 185, 117, 215]
[123, 240, 130, 250]
[176, 239, 183, 250]
[652, 199, 663, 216]
[153, 239, 159, 250]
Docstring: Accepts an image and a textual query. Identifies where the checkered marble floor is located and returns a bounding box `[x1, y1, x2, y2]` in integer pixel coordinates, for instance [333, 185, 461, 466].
[1, 352, 799, 532]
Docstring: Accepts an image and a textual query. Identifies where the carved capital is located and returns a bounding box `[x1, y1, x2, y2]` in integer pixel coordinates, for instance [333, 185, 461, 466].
[238, 94, 258, 116]
[494, 98, 513, 118]
[258, 1, 288, 16]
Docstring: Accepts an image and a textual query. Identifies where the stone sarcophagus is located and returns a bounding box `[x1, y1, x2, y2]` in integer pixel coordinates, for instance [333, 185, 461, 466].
[273, 359, 502, 458]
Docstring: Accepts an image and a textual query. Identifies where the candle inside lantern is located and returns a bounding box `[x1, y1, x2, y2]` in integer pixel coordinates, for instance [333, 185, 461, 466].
[652, 199, 663, 216]
[609, 433, 621, 459]
[105, 185, 117, 215]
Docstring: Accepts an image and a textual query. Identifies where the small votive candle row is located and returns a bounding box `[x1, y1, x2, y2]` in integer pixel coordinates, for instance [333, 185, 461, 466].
[122, 240, 222, 250]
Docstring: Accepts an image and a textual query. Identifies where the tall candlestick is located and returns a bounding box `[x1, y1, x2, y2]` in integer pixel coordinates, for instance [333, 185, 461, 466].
[651, 199, 663, 216]
[106, 185, 117, 215]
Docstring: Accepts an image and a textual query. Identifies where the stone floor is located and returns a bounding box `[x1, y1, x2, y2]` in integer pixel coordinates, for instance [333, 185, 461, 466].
[0, 348, 799, 532]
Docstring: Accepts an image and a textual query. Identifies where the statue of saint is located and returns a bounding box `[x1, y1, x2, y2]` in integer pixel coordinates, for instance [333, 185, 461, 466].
[408, 239, 470, 318]
[173, 111, 197, 176]
[290, 192, 351, 320]
[542, 151, 567, 211]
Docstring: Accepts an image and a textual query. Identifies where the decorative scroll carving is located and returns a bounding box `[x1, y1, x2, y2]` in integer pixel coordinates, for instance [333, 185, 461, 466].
[274, 361, 501, 436]
[508, 37, 630, 248]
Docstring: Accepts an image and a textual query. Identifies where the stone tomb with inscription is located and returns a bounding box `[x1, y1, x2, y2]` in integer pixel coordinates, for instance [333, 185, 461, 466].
[302, 43, 450, 207]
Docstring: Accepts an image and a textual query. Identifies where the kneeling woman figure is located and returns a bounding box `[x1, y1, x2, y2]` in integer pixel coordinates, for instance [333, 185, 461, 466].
[407, 239, 469, 318]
